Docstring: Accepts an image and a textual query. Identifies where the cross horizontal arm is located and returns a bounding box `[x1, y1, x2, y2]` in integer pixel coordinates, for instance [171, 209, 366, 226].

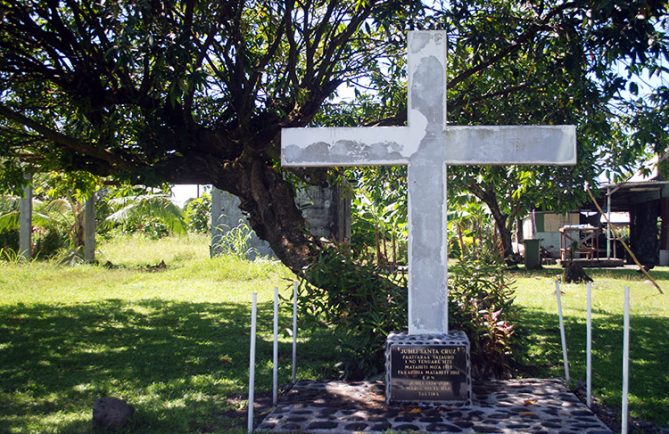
[443, 125, 576, 165]
[281, 126, 417, 167]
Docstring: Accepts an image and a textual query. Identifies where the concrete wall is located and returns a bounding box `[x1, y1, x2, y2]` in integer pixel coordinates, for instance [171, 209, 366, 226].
[296, 183, 351, 242]
[211, 183, 351, 259]
[210, 188, 274, 259]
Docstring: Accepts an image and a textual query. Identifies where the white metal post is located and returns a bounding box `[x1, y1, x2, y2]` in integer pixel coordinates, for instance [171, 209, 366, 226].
[272, 287, 279, 406]
[606, 187, 611, 259]
[292, 281, 298, 384]
[556, 280, 570, 383]
[586, 281, 592, 407]
[247, 293, 257, 434]
[621, 286, 630, 434]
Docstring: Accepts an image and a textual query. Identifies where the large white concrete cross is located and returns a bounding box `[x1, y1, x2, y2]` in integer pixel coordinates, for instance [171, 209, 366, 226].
[282, 31, 576, 335]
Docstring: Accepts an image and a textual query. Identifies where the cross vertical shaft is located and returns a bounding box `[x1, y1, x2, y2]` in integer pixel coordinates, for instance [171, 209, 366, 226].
[406, 32, 449, 334]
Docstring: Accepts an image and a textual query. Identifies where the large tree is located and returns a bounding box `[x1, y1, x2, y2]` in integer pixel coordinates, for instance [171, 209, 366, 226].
[443, 0, 668, 256]
[1, 0, 667, 272]
[317, 0, 668, 258]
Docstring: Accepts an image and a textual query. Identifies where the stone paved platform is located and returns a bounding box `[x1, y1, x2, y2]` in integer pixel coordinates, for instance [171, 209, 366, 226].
[257, 379, 612, 433]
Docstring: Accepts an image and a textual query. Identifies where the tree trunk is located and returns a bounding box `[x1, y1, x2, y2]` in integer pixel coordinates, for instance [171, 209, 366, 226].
[630, 200, 659, 266]
[224, 160, 322, 275]
[73, 202, 85, 249]
[516, 217, 524, 254]
[496, 220, 514, 259]
[563, 262, 593, 283]
[485, 211, 514, 259]
[468, 182, 515, 259]
[455, 222, 465, 258]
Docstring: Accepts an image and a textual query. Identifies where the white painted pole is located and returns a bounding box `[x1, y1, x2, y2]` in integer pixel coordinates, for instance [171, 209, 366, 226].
[83, 192, 96, 263]
[606, 188, 612, 259]
[292, 281, 298, 384]
[621, 286, 630, 434]
[19, 174, 33, 261]
[247, 293, 257, 434]
[586, 281, 592, 407]
[272, 287, 279, 406]
[556, 280, 570, 383]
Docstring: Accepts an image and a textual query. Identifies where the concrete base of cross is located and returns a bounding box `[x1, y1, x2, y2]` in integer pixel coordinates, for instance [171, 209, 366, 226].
[385, 331, 472, 405]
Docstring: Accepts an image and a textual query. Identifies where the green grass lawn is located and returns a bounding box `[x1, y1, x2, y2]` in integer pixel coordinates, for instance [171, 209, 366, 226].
[0, 235, 340, 433]
[511, 266, 669, 427]
[1, 236, 668, 432]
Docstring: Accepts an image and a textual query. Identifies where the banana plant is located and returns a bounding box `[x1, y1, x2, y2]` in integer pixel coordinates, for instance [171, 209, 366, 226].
[104, 193, 187, 236]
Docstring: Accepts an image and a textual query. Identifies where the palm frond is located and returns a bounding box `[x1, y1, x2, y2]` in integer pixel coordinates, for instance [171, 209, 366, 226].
[105, 194, 186, 235]
[31, 211, 61, 228]
[0, 196, 21, 213]
[0, 197, 67, 232]
[0, 210, 20, 232]
[40, 198, 73, 214]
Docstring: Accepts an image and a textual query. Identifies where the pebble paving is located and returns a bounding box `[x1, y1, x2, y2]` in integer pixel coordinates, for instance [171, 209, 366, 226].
[257, 378, 612, 433]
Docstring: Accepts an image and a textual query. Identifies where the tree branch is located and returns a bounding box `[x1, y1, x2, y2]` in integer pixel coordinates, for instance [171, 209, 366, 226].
[448, 1, 577, 89]
[0, 104, 131, 170]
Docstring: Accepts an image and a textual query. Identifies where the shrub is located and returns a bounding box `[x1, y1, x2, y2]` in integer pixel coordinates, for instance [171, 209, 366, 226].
[184, 194, 211, 233]
[0, 226, 69, 260]
[298, 247, 407, 379]
[140, 217, 170, 240]
[0, 229, 18, 253]
[33, 227, 69, 258]
[449, 251, 517, 379]
[298, 243, 517, 381]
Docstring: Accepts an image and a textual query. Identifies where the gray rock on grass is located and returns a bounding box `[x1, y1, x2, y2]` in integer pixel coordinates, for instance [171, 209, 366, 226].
[93, 397, 135, 430]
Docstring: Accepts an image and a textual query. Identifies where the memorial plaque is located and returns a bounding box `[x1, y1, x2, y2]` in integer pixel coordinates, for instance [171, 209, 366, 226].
[390, 345, 468, 401]
[385, 332, 472, 404]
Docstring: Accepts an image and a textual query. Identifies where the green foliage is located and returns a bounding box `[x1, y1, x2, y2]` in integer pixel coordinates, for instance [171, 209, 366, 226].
[0, 194, 73, 259]
[34, 171, 100, 203]
[1, 0, 667, 278]
[105, 193, 186, 237]
[0, 246, 22, 262]
[449, 250, 517, 379]
[0, 196, 19, 253]
[138, 217, 170, 240]
[299, 240, 517, 381]
[0, 230, 18, 254]
[349, 167, 408, 268]
[33, 225, 69, 258]
[0, 0, 418, 190]
[184, 193, 211, 234]
[0, 173, 90, 254]
[320, 1, 668, 258]
[297, 247, 407, 379]
[448, 196, 498, 259]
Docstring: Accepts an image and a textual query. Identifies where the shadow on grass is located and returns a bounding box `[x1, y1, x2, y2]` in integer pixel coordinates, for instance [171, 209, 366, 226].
[515, 306, 669, 424]
[0, 299, 339, 434]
